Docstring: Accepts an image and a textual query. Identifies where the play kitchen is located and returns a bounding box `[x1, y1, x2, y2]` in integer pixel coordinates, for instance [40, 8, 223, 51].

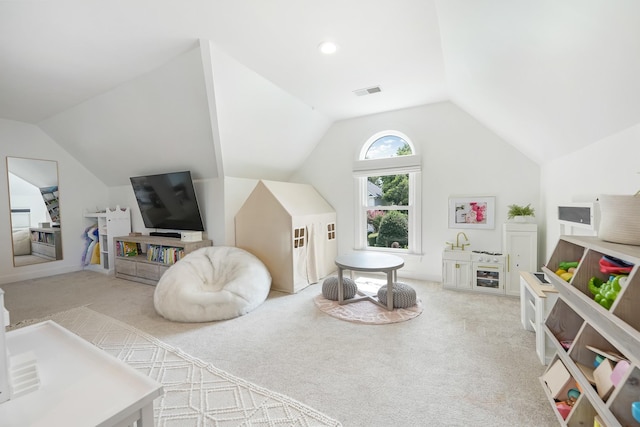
[471, 251, 507, 294]
[442, 226, 537, 296]
[442, 244, 506, 294]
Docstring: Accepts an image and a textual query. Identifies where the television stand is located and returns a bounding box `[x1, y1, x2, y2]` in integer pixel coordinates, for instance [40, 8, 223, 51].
[114, 235, 212, 285]
[149, 231, 181, 238]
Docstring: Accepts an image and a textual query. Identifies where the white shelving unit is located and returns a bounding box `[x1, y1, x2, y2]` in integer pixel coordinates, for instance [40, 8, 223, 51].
[541, 235, 640, 426]
[83, 207, 131, 273]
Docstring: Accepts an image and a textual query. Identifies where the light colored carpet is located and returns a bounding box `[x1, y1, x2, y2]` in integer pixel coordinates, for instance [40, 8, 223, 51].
[9, 306, 342, 427]
[1, 270, 559, 426]
[313, 294, 423, 324]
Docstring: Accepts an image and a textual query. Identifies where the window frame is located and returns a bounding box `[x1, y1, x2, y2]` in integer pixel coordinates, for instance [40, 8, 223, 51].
[353, 131, 422, 254]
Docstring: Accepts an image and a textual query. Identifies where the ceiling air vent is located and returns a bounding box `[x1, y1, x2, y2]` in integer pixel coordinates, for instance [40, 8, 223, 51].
[353, 86, 382, 96]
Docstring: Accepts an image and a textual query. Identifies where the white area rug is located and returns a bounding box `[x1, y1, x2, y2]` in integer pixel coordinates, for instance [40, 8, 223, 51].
[9, 307, 342, 427]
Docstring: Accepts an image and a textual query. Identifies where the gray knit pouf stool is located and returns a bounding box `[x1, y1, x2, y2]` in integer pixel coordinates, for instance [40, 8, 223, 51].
[377, 282, 417, 309]
[322, 276, 358, 301]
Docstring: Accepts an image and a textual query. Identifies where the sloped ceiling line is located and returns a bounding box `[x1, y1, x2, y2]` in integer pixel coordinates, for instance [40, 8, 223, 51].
[199, 39, 225, 179]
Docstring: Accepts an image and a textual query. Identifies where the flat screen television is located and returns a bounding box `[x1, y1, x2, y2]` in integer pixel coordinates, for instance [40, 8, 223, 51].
[130, 171, 205, 231]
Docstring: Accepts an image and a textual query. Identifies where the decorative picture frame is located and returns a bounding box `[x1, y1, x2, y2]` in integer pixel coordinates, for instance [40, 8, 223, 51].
[448, 196, 495, 229]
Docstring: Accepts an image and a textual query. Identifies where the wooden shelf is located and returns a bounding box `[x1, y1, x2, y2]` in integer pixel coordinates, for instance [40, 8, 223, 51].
[113, 235, 212, 285]
[29, 227, 62, 260]
[541, 235, 640, 427]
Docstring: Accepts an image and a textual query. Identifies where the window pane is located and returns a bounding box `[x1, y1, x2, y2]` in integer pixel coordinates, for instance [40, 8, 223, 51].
[365, 135, 412, 159]
[367, 174, 408, 206]
[357, 131, 419, 254]
[366, 209, 409, 249]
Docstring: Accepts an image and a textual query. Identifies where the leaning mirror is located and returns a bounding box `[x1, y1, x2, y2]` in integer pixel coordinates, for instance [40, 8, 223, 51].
[7, 157, 62, 266]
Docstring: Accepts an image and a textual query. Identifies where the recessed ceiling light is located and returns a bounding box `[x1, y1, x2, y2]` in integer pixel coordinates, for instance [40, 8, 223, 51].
[318, 41, 338, 55]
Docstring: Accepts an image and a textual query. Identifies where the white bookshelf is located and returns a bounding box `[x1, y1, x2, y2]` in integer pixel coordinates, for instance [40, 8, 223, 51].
[83, 206, 131, 273]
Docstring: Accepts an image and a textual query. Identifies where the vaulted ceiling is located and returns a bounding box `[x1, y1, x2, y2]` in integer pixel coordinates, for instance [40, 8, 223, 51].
[2, 1, 639, 183]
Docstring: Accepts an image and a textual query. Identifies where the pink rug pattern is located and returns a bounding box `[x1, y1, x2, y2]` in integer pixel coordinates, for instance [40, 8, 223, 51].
[313, 294, 423, 324]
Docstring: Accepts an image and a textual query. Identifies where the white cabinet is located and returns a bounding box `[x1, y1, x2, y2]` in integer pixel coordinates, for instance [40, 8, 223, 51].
[83, 207, 131, 273]
[442, 251, 472, 290]
[503, 223, 538, 296]
[520, 271, 559, 365]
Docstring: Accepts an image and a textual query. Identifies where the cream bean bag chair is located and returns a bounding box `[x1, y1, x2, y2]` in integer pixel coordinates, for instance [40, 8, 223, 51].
[154, 246, 271, 322]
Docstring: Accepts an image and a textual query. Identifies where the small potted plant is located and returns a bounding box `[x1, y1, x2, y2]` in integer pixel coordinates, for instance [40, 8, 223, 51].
[507, 204, 535, 222]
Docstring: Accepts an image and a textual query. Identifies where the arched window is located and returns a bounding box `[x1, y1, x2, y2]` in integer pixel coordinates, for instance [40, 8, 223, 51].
[361, 133, 413, 159]
[353, 131, 421, 253]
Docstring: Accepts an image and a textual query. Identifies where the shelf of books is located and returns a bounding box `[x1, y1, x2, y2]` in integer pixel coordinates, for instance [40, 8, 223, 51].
[115, 240, 143, 259]
[146, 245, 186, 265]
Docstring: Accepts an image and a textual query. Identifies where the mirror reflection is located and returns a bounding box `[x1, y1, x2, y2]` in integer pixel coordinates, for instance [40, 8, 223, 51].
[7, 157, 62, 266]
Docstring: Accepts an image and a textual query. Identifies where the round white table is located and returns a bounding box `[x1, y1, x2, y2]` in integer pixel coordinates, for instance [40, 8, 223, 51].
[334, 252, 404, 310]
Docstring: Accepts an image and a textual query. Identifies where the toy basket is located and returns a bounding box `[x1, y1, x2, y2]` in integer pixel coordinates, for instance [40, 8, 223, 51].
[598, 194, 640, 245]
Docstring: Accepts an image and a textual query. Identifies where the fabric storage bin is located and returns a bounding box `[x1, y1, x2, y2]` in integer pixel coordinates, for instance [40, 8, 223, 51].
[598, 194, 640, 245]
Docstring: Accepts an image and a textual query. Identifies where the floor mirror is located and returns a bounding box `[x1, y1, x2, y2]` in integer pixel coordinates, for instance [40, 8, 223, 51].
[6, 157, 62, 266]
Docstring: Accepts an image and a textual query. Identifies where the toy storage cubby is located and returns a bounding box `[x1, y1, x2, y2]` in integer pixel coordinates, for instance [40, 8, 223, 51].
[545, 298, 584, 351]
[541, 235, 640, 427]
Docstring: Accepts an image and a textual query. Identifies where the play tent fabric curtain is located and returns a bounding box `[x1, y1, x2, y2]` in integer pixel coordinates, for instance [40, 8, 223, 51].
[306, 223, 319, 284]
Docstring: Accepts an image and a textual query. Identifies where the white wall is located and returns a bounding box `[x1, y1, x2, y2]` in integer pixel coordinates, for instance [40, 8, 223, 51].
[223, 177, 259, 246]
[107, 176, 227, 246]
[291, 101, 541, 281]
[208, 43, 332, 181]
[0, 119, 108, 284]
[542, 123, 640, 261]
[7, 174, 50, 227]
[38, 46, 218, 187]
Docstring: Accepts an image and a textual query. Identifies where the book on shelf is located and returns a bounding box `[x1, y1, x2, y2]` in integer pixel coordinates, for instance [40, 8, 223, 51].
[123, 242, 138, 257]
[147, 245, 185, 265]
[116, 241, 141, 257]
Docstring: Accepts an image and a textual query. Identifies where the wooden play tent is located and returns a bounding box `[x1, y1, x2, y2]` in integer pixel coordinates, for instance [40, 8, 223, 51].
[235, 180, 337, 293]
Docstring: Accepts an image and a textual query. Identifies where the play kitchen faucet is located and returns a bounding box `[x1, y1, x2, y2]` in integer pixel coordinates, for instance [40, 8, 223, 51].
[445, 232, 470, 250]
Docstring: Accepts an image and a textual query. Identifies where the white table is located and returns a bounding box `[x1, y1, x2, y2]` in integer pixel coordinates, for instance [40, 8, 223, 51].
[0, 320, 163, 427]
[335, 251, 404, 310]
[520, 271, 559, 365]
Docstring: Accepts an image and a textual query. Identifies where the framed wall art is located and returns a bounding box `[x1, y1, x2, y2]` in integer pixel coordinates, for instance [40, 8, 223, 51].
[448, 196, 495, 229]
